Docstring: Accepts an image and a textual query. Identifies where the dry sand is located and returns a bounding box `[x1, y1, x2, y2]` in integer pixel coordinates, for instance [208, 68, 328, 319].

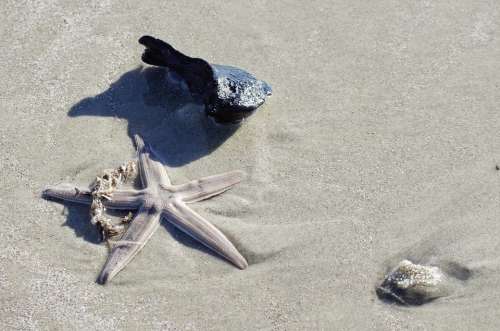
[2, 0, 500, 330]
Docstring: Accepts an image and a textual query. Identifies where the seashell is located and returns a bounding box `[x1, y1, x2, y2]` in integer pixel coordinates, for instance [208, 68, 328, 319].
[376, 260, 453, 305]
[139, 35, 272, 124]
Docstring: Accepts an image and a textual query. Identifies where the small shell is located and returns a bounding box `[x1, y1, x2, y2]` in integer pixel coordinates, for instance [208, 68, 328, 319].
[376, 260, 452, 305]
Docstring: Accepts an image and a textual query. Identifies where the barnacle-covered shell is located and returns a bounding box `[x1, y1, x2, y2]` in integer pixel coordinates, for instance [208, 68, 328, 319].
[376, 260, 452, 305]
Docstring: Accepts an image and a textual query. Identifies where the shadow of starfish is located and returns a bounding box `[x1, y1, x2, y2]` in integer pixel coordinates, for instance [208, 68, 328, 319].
[43, 135, 248, 284]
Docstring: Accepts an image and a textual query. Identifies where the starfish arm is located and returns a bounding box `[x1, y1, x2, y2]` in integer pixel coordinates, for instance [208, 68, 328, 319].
[42, 183, 92, 205]
[176, 170, 245, 203]
[134, 134, 171, 188]
[105, 189, 147, 210]
[97, 205, 162, 284]
[42, 184, 144, 210]
[163, 200, 248, 269]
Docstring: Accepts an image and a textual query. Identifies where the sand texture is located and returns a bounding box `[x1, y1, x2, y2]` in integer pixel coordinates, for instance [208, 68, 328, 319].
[1, 0, 500, 330]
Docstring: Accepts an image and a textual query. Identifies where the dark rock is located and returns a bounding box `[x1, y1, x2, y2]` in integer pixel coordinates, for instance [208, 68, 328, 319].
[139, 35, 272, 124]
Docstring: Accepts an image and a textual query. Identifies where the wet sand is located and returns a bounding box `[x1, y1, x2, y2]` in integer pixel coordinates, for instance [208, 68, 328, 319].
[1, 1, 500, 329]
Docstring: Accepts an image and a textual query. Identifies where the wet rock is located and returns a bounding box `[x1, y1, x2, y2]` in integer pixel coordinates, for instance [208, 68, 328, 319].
[139, 35, 272, 124]
[376, 260, 453, 305]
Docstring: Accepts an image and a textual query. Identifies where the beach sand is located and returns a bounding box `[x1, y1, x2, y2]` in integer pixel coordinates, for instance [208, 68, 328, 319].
[1, 0, 500, 329]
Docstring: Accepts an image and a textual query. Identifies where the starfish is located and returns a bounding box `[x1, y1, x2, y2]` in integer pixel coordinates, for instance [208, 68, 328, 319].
[43, 135, 248, 284]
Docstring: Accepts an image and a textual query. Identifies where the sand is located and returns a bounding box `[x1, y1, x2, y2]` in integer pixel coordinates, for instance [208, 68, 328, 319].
[1, 0, 500, 330]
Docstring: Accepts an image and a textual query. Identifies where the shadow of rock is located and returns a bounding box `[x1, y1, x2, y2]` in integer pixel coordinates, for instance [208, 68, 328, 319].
[69, 66, 238, 167]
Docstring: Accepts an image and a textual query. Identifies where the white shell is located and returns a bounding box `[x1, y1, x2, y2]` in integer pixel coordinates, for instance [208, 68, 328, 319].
[377, 260, 453, 305]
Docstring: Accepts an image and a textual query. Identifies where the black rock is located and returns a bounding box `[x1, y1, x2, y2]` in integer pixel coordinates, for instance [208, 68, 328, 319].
[139, 35, 272, 124]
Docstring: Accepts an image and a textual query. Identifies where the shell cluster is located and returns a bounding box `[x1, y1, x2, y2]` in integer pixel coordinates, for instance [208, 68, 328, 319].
[89, 160, 137, 241]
